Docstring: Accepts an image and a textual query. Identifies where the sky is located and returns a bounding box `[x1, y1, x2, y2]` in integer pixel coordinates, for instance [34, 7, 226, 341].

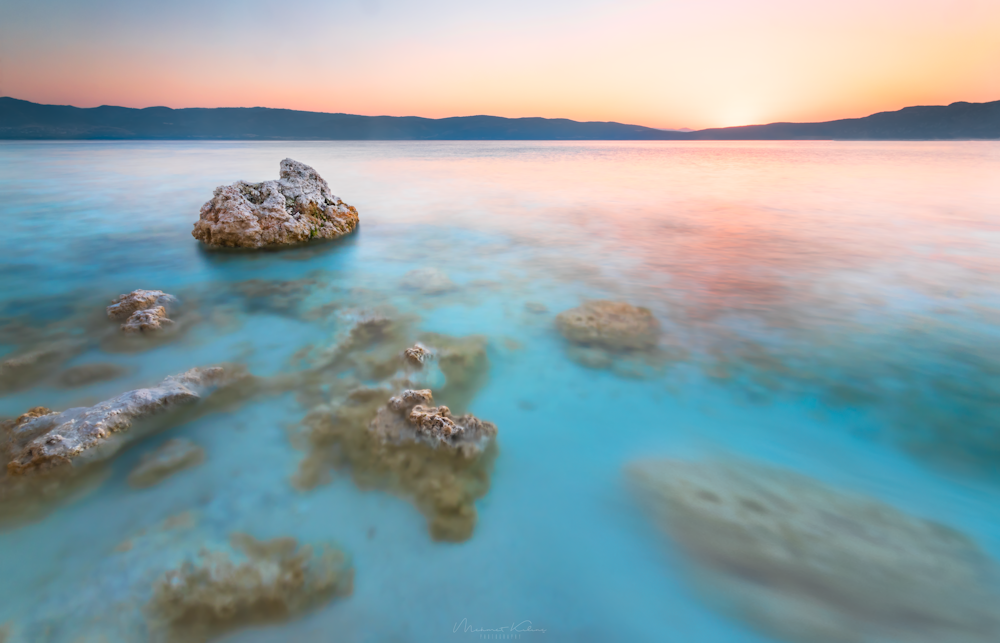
[1, 0, 999, 129]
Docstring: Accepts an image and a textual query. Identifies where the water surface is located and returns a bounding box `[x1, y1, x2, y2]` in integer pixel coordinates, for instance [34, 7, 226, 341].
[1, 141, 999, 643]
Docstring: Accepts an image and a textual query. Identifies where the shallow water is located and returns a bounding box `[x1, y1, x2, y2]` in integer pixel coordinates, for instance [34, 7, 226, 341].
[1, 140, 999, 642]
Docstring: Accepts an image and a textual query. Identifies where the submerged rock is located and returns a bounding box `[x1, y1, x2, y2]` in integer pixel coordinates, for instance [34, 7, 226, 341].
[627, 458, 1000, 643]
[192, 158, 359, 248]
[0, 340, 84, 392]
[107, 290, 178, 321]
[55, 362, 128, 388]
[127, 438, 205, 489]
[107, 289, 179, 334]
[299, 388, 498, 542]
[3, 367, 231, 476]
[556, 300, 661, 351]
[148, 533, 353, 643]
[400, 268, 456, 295]
[121, 306, 174, 333]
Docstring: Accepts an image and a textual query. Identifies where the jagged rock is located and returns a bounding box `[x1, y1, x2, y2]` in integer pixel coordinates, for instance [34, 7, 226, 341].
[627, 458, 1000, 643]
[556, 300, 660, 351]
[400, 268, 456, 295]
[373, 389, 497, 454]
[107, 290, 178, 321]
[4, 367, 233, 476]
[192, 159, 359, 248]
[148, 533, 353, 642]
[128, 438, 205, 489]
[402, 343, 433, 366]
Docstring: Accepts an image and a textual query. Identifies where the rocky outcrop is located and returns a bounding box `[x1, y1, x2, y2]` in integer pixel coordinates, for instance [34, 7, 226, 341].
[373, 389, 497, 455]
[3, 367, 232, 476]
[148, 533, 353, 643]
[107, 289, 178, 333]
[127, 438, 205, 489]
[556, 300, 660, 351]
[627, 458, 1000, 643]
[192, 159, 359, 248]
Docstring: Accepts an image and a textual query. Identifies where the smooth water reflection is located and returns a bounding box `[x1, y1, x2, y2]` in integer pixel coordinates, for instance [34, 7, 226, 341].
[0, 141, 999, 643]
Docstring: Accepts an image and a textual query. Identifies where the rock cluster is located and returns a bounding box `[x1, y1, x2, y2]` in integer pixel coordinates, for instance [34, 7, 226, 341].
[627, 458, 1000, 643]
[107, 289, 178, 333]
[192, 159, 359, 248]
[148, 533, 353, 642]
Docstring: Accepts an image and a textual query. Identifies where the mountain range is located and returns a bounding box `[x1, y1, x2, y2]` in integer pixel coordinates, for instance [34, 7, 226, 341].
[1, 97, 998, 140]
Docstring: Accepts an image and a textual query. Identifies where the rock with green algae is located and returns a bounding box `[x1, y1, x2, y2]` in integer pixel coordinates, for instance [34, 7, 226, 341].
[627, 458, 1000, 643]
[147, 533, 353, 643]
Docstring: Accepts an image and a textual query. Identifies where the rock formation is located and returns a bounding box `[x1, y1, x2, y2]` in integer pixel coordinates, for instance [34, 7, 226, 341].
[192, 158, 359, 248]
[299, 387, 498, 542]
[148, 533, 353, 643]
[3, 367, 231, 476]
[373, 388, 497, 455]
[627, 458, 1000, 643]
[127, 438, 206, 488]
[556, 300, 661, 351]
[402, 343, 433, 366]
[107, 289, 178, 333]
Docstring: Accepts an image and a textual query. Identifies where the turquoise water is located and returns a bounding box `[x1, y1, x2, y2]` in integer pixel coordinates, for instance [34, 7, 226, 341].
[1, 140, 999, 642]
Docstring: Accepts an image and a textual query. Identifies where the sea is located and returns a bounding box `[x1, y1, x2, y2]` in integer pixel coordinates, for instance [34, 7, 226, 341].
[0, 140, 998, 642]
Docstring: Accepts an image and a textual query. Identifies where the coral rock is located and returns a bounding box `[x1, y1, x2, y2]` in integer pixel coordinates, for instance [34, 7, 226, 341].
[127, 438, 205, 489]
[556, 300, 660, 351]
[148, 533, 352, 642]
[627, 458, 1000, 643]
[107, 290, 178, 321]
[4, 367, 232, 476]
[192, 159, 359, 248]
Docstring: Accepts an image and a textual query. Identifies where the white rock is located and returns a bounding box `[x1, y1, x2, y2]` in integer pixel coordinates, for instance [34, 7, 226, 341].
[192, 159, 359, 248]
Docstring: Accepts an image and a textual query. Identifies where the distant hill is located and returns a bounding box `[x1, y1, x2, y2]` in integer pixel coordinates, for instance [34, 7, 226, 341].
[1, 97, 998, 140]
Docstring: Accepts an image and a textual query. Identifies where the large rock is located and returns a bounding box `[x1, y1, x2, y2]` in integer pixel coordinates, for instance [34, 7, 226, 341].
[627, 458, 1000, 643]
[192, 159, 359, 248]
[3, 367, 232, 476]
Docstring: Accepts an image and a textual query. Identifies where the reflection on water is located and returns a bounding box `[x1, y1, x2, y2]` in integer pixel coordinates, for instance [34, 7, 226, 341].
[0, 141, 998, 642]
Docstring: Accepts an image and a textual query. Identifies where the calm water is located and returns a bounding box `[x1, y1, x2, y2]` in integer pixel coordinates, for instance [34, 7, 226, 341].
[1, 141, 999, 642]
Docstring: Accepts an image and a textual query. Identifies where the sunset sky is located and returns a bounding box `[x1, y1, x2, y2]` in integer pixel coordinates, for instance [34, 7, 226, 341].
[2, 0, 998, 129]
